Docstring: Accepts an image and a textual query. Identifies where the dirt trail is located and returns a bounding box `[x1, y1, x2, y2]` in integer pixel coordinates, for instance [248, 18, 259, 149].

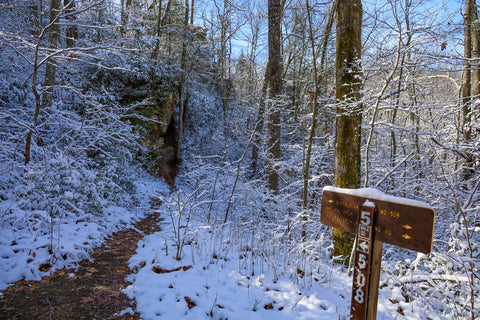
[0, 211, 163, 320]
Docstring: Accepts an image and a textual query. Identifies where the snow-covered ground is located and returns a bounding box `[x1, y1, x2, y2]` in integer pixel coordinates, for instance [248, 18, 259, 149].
[1, 172, 476, 319]
[123, 221, 432, 320]
[0, 173, 168, 291]
[125, 231, 350, 320]
[121, 183, 436, 320]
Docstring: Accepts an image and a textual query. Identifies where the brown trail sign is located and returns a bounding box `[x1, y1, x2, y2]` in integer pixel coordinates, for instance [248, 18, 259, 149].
[320, 186, 436, 320]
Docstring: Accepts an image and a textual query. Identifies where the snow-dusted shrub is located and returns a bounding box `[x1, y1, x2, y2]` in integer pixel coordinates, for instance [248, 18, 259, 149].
[15, 153, 134, 218]
[383, 234, 479, 319]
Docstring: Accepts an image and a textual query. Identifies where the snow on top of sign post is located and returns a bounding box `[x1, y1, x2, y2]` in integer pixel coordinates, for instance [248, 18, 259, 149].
[323, 186, 433, 209]
[363, 199, 376, 208]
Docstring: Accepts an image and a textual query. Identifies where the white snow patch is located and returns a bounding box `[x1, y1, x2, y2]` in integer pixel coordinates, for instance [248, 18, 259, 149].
[323, 186, 433, 209]
[363, 199, 376, 208]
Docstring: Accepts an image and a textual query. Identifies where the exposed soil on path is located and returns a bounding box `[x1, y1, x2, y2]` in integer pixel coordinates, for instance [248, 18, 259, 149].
[0, 211, 163, 320]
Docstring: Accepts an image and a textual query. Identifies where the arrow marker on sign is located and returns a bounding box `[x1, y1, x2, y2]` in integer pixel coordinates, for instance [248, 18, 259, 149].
[403, 224, 412, 230]
[402, 234, 412, 240]
[358, 240, 370, 253]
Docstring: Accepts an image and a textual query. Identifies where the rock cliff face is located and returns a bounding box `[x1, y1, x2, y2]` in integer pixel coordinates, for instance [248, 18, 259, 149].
[154, 93, 178, 186]
[108, 69, 180, 185]
[158, 113, 178, 186]
[139, 92, 179, 186]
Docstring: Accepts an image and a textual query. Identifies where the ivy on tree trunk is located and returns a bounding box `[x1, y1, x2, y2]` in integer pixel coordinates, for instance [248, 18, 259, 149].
[332, 0, 363, 264]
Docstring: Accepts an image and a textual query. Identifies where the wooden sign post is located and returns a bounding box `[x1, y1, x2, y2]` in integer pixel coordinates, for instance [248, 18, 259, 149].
[320, 186, 436, 320]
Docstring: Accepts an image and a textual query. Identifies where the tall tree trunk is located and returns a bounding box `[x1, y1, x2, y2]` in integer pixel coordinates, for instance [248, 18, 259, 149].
[390, 2, 412, 180]
[120, 0, 128, 37]
[462, 0, 479, 179]
[190, 0, 194, 24]
[96, 1, 106, 42]
[176, 0, 189, 161]
[463, 0, 474, 143]
[160, 0, 172, 26]
[265, 0, 283, 193]
[25, 0, 62, 165]
[303, 0, 337, 209]
[151, 0, 164, 60]
[37, 0, 44, 34]
[42, 0, 61, 109]
[250, 69, 268, 178]
[332, 0, 363, 264]
[249, 13, 267, 178]
[64, 0, 77, 48]
[471, 5, 480, 99]
[218, 0, 230, 119]
[152, 0, 174, 60]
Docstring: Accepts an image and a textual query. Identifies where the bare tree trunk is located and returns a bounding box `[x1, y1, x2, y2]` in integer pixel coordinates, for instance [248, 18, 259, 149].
[249, 12, 266, 178]
[157, 0, 162, 32]
[251, 69, 268, 178]
[120, 0, 127, 36]
[463, 0, 474, 143]
[190, 0, 194, 24]
[42, 0, 61, 109]
[151, 0, 173, 60]
[160, 0, 172, 27]
[472, 7, 480, 99]
[37, 0, 44, 34]
[462, 0, 479, 179]
[176, 0, 189, 161]
[95, 1, 106, 42]
[218, 0, 230, 119]
[332, 0, 363, 264]
[25, 0, 62, 165]
[64, 0, 77, 48]
[302, 0, 337, 209]
[390, 1, 413, 179]
[265, 0, 283, 193]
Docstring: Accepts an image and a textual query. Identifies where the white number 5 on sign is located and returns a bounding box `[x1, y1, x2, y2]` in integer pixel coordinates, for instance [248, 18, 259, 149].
[357, 253, 367, 269]
[360, 211, 371, 226]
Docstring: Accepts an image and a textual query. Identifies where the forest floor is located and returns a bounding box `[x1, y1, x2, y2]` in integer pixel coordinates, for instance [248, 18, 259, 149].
[0, 210, 163, 320]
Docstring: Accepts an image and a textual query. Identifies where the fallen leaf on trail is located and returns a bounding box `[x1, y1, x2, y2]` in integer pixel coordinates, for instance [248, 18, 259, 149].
[81, 296, 94, 304]
[296, 268, 305, 278]
[94, 285, 110, 292]
[38, 263, 51, 272]
[184, 296, 196, 309]
[152, 266, 169, 273]
[264, 303, 274, 310]
[152, 265, 192, 274]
